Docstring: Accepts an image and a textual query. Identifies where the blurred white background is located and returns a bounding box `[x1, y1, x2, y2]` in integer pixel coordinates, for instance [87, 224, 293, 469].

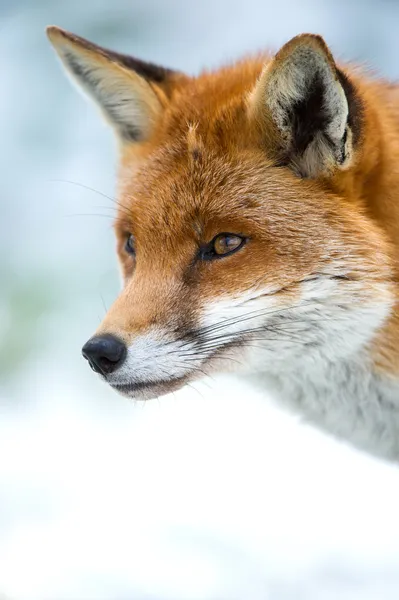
[2, 1, 399, 598]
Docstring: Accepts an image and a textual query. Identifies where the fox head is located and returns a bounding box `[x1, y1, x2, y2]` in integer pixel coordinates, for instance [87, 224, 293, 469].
[47, 27, 393, 399]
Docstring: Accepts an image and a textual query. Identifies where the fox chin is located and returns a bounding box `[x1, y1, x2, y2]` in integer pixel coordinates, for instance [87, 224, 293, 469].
[48, 27, 399, 462]
[112, 378, 190, 401]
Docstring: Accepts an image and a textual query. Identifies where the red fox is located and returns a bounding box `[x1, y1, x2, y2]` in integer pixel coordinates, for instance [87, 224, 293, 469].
[47, 27, 399, 461]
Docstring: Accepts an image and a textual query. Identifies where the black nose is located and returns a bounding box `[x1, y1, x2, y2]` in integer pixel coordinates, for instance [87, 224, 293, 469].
[82, 334, 127, 376]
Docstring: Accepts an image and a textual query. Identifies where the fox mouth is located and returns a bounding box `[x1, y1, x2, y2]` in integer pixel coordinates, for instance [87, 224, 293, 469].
[111, 374, 190, 400]
[105, 338, 243, 400]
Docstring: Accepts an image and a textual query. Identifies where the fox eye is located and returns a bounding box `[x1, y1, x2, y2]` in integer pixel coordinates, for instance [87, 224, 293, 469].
[202, 233, 246, 260]
[125, 234, 135, 256]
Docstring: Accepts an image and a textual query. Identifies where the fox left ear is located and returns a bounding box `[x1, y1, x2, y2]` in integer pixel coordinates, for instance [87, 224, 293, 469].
[249, 34, 363, 178]
[46, 26, 185, 143]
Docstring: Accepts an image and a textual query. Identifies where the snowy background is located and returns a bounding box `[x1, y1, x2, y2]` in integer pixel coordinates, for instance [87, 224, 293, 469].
[2, 0, 399, 598]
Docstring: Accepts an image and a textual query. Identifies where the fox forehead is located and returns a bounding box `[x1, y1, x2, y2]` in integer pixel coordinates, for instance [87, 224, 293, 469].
[119, 144, 273, 228]
[115, 57, 274, 220]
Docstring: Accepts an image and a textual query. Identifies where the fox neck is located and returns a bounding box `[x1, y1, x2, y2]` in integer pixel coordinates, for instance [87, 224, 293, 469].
[250, 349, 399, 461]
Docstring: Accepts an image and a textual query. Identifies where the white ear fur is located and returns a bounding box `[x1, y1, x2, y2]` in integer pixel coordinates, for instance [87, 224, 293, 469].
[46, 26, 163, 142]
[250, 35, 358, 177]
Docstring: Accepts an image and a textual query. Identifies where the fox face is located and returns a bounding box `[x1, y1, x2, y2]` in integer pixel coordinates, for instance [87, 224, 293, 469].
[47, 27, 394, 400]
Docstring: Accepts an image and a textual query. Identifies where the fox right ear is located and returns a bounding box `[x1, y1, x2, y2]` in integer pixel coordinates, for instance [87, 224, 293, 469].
[249, 34, 363, 178]
[46, 26, 183, 143]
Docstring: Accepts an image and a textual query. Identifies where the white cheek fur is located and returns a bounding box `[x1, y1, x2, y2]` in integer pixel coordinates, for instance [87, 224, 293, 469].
[200, 275, 393, 377]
